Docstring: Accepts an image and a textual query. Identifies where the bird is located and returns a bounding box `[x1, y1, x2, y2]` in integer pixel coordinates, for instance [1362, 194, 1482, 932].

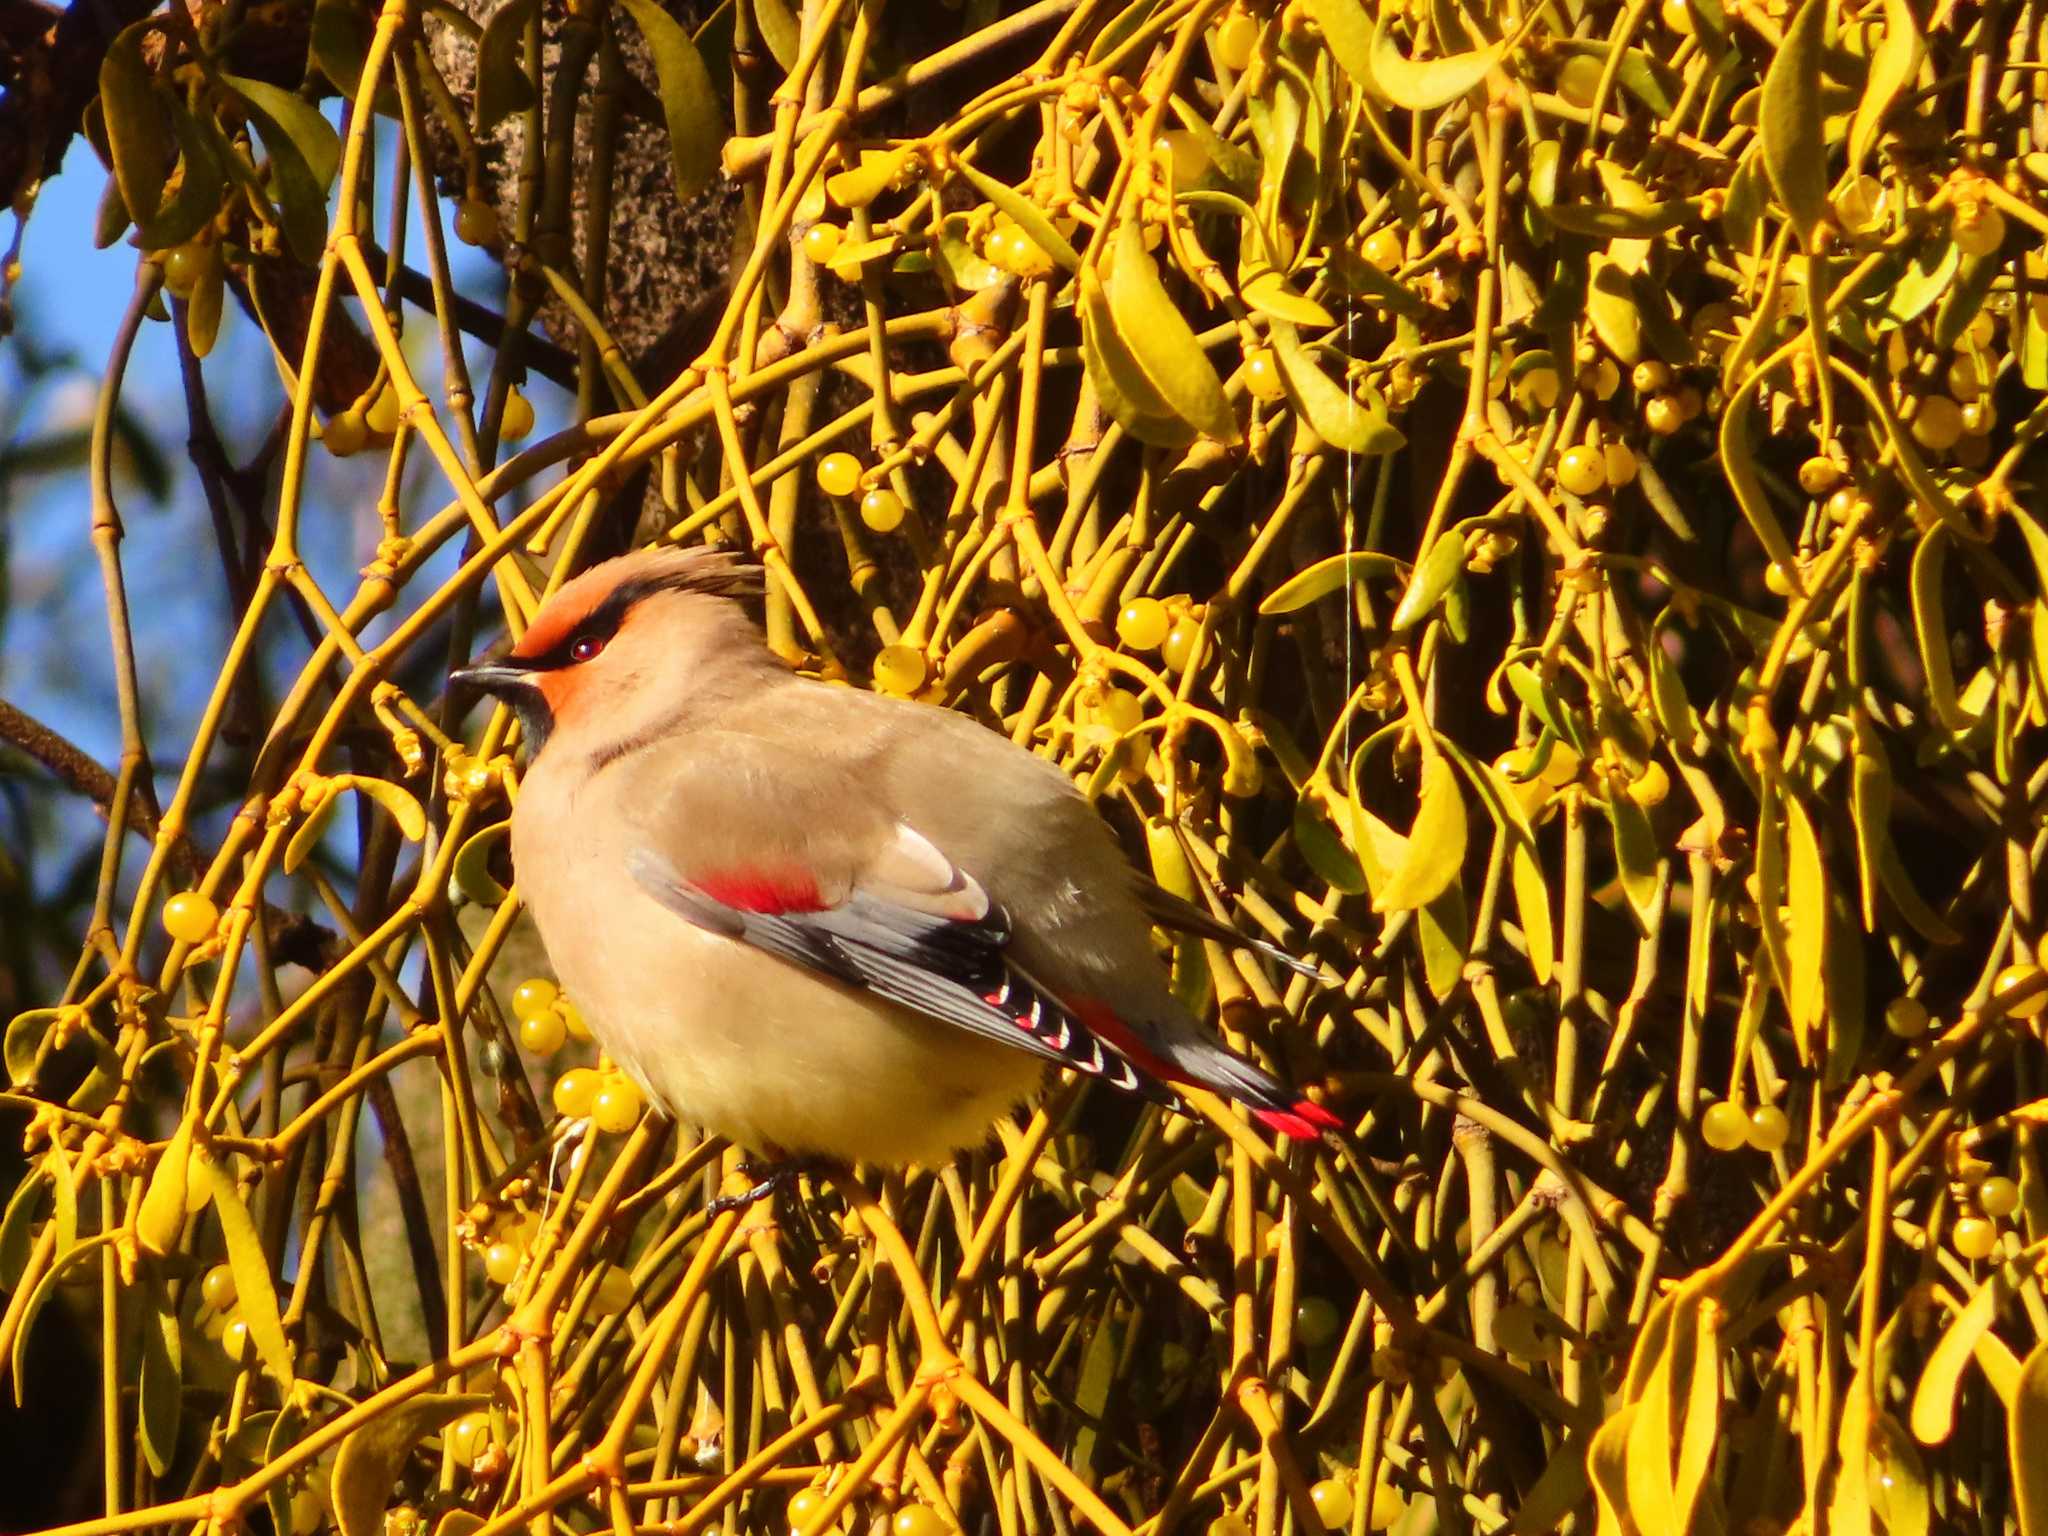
[453, 544, 1342, 1179]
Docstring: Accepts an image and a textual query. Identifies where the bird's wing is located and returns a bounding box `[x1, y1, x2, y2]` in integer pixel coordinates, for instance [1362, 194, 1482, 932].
[626, 825, 1188, 1110]
[1132, 874, 1319, 979]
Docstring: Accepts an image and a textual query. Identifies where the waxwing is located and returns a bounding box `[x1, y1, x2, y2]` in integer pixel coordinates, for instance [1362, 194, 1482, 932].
[455, 545, 1340, 1171]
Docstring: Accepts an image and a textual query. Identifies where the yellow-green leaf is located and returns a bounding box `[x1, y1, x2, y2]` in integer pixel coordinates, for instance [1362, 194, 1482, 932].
[2014, 1340, 2048, 1536]
[220, 74, 341, 265]
[617, 0, 724, 203]
[4, 1008, 57, 1087]
[140, 1297, 182, 1477]
[1511, 836, 1554, 985]
[1374, 756, 1467, 913]
[0, 1166, 45, 1291]
[1609, 790, 1660, 931]
[333, 1394, 492, 1536]
[1390, 527, 1467, 633]
[1910, 527, 1970, 732]
[1346, 7, 1512, 111]
[1849, 0, 1923, 175]
[1080, 265, 1192, 447]
[1267, 319, 1404, 454]
[1784, 793, 1826, 1036]
[1418, 885, 1468, 999]
[328, 774, 428, 841]
[184, 242, 225, 358]
[1241, 269, 1333, 326]
[450, 821, 511, 906]
[197, 1151, 295, 1390]
[100, 24, 169, 239]
[825, 145, 916, 210]
[1760, 0, 1828, 244]
[1912, 1276, 2006, 1444]
[1260, 551, 1406, 614]
[1850, 714, 1890, 930]
[1104, 219, 1238, 443]
[1588, 1403, 1637, 1536]
[750, 0, 797, 71]
[136, 1118, 195, 1258]
[1585, 255, 1644, 365]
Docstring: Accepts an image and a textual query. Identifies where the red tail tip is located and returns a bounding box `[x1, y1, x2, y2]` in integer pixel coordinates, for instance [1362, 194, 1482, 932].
[1253, 1097, 1346, 1140]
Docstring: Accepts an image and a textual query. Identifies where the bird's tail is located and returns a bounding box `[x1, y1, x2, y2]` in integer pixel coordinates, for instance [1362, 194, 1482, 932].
[1162, 1035, 1346, 1142]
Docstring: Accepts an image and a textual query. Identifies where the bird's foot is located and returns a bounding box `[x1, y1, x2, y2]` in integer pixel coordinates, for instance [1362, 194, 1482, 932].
[709, 1156, 837, 1216]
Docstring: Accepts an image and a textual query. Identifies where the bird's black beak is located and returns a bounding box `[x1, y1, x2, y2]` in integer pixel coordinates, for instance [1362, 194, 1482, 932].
[452, 661, 553, 751]
[450, 662, 538, 701]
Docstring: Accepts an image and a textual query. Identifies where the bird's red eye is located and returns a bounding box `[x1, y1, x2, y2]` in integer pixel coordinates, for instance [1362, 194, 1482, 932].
[569, 633, 607, 663]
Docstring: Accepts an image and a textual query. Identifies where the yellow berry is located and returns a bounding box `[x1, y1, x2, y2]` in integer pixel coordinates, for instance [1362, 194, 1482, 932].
[501, 389, 535, 440]
[1798, 457, 1845, 495]
[1978, 1175, 2021, 1219]
[1701, 1101, 1751, 1151]
[1557, 52, 1604, 109]
[1117, 597, 1171, 650]
[1627, 760, 1669, 807]
[1644, 393, 1685, 435]
[556, 998, 591, 1042]
[591, 1264, 635, 1314]
[483, 1240, 522, 1284]
[1632, 360, 1672, 394]
[1746, 1105, 1791, 1153]
[1537, 741, 1582, 789]
[1361, 226, 1403, 273]
[1207, 1518, 1251, 1536]
[788, 1488, 830, 1534]
[1961, 398, 1996, 436]
[511, 977, 560, 1022]
[519, 1008, 567, 1056]
[163, 891, 219, 945]
[860, 487, 905, 533]
[1764, 561, 1796, 597]
[454, 199, 499, 247]
[324, 409, 368, 457]
[1885, 996, 1931, 1037]
[365, 386, 401, 436]
[1294, 1296, 1340, 1348]
[1946, 353, 1989, 401]
[1244, 349, 1287, 401]
[1094, 688, 1144, 733]
[1213, 9, 1259, 69]
[986, 226, 1054, 280]
[1602, 442, 1638, 488]
[801, 222, 843, 263]
[816, 451, 862, 497]
[1953, 1215, 1998, 1260]
[891, 1506, 946, 1536]
[446, 1411, 491, 1464]
[1826, 487, 1863, 525]
[1308, 1479, 1355, 1530]
[1367, 1481, 1404, 1532]
[873, 644, 928, 697]
[1953, 203, 2007, 258]
[221, 1316, 251, 1360]
[1157, 130, 1210, 186]
[1910, 395, 1966, 452]
[553, 1067, 602, 1118]
[1994, 963, 2047, 1018]
[591, 1076, 644, 1134]
[1556, 445, 1605, 496]
[1660, 0, 1693, 30]
[163, 242, 214, 298]
[1160, 617, 1200, 673]
[200, 1263, 236, 1311]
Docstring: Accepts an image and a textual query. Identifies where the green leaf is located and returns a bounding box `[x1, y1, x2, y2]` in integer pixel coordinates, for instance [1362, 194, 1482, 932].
[825, 145, 917, 209]
[1850, 714, 1890, 929]
[2014, 1341, 2048, 1536]
[1585, 255, 1644, 365]
[1760, 0, 1829, 245]
[1104, 219, 1238, 443]
[1541, 198, 1702, 241]
[140, 1296, 183, 1477]
[450, 822, 511, 906]
[1240, 269, 1333, 326]
[1294, 790, 1367, 896]
[951, 158, 1080, 272]
[182, 242, 225, 359]
[1071, 1310, 1118, 1479]
[1390, 526, 1467, 632]
[197, 1151, 295, 1391]
[1373, 755, 1467, 913]
[1267, 319, 1403, 454]
[312, 0, 396, 113]
[4, 1009, 57, 1086]
[750, 0, 798, 71]
[100, 24, 170, 240]
[1259, 551, 1406, 614]
[333, 1394, 492, 1536]
[141, 100, 229, 250]
[11, 1233, 117, 1406]
[616, 0, 725, 203]
[0, 1167, 44, 1292]
[1588, 1403, 1638, 1534]
[220, 74, 340, 264]
[472, 0, 538, 133]
[1418, 885, 1468, 999]
[1849, 0, 1923, 176]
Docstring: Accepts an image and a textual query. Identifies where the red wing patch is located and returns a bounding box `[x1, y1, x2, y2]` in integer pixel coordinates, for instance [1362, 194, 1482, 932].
[693, 868, 826, 914]
[1067, 996, 1180, 1083]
